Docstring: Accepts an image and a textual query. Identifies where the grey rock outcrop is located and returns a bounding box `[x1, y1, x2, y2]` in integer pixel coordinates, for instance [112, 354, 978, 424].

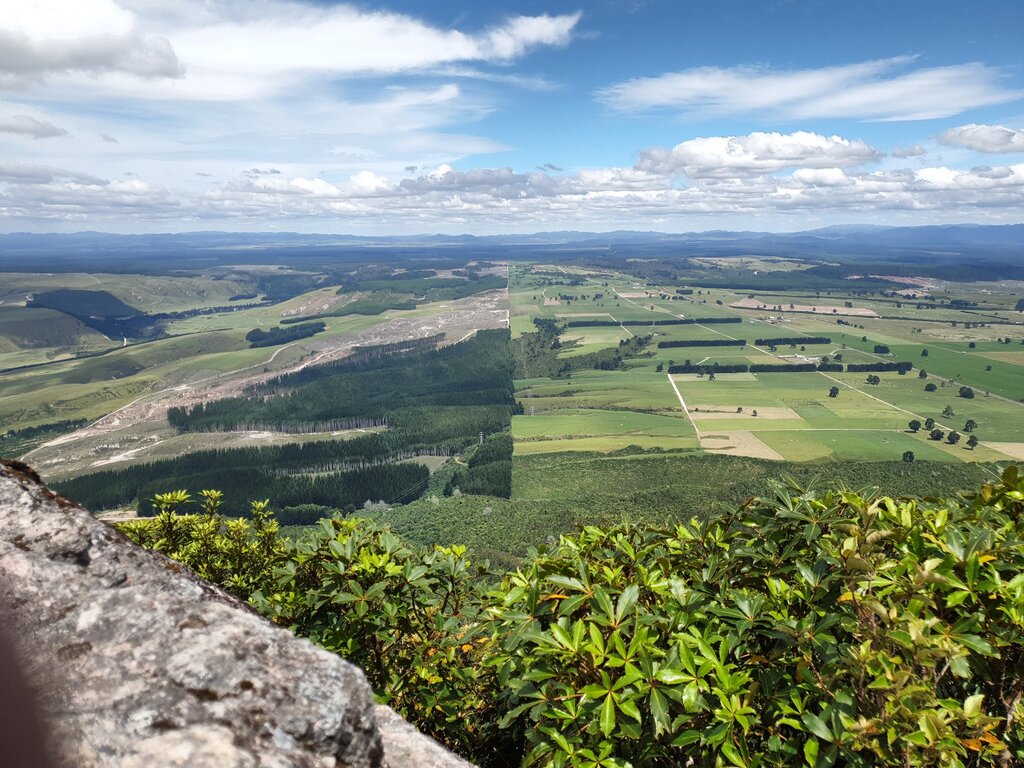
[0, 461, 474, 768]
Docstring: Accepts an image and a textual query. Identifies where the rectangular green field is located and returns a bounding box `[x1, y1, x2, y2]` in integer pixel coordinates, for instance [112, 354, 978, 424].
[513, 407, 698, 455]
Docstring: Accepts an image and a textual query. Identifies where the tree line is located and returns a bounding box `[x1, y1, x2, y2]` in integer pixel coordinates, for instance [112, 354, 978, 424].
[754, 336, 831, 346]
[245, 321, 325, 347]
[565, 317, 742, 328]
[657, 339, 745, 348]
[669, 362, 852, 374]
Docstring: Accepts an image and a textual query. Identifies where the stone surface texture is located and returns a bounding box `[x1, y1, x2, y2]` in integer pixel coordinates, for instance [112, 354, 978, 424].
[0, 461, 474, 768]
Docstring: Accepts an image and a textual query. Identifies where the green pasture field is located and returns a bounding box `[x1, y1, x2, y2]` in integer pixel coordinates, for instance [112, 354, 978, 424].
[517, 369, 682, 412]
[0, 272, 257, 313]
[557, 326, 631, 357]
[0, 305, 114, 369]
[828, 371, 1022, 443]
[756, 429, 963, 463]
[509, 264, 1024, 467]
[513, 408, 697, 455]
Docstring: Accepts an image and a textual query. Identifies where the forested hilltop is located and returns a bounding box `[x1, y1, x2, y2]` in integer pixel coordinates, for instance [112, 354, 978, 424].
[121, 467, 1024, 767]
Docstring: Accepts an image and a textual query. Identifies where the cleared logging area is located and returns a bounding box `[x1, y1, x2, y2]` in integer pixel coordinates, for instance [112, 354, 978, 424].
[57, 330, 516, 514]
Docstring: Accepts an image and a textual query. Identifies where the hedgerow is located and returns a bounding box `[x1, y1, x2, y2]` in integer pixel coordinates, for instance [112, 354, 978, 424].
[120, 467, 1024, 767]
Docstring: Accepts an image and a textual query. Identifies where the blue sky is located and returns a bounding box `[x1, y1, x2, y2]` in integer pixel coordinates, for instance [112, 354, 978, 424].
[0, 0, 1022, 233]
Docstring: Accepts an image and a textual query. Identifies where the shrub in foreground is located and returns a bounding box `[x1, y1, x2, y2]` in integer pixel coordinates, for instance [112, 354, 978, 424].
[120, 468, 1024, 767]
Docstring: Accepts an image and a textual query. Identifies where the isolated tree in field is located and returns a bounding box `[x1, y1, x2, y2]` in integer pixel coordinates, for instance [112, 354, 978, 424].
[866, 375, 881, 385]
[930, 428, 945, 441]
[921, 348, 929, 357]
[924, 382, 937, 392]
[829, 386, 840, 398]
[736, 406, 743, 413]
[964, 419, 977, 433]
[919, 369, 927, 378]
[959, 386, 975, 399]
[966, 434, 979, 449]
[943, 405, 956, 418]
[655, 363, 664, 372]
[752, 410, 758, 417]
[947, 431, 961, 445]
[902, 450, 915, 462]
[924, 418, 935, 430]
[908, 420, 921, 432]
[874, 344, 890, 354]
[969, 341, 977, 348]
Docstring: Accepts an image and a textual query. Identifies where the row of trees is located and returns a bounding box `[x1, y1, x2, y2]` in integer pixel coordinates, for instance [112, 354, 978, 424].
[668, 361, 883, 375]
[908, 418, 982, 448]
[656, 339, 745, 348]
[754, 336, 831, 346]
[564, 317, 742, 328]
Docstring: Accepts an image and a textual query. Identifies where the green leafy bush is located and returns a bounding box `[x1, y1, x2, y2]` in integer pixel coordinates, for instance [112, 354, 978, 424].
[121, 468, 1024, 767]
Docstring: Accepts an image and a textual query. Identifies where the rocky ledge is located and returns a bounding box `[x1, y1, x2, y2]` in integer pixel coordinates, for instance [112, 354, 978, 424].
[0, 460, 473, 768]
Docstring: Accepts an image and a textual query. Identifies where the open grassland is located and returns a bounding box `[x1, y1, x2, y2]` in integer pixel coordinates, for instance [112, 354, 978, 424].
[0, 272, 257, 313]
[513, 408, 697, 455]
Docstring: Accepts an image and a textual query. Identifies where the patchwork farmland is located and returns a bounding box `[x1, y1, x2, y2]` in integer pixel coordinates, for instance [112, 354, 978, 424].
[510, 262, 1024, 466]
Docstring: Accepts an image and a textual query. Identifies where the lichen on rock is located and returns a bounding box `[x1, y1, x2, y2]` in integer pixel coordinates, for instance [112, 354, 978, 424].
[0, 461, 473, 768]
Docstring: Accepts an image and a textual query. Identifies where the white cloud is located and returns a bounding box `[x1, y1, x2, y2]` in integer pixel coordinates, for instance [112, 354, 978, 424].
[4, 3, 580, 102]
[939, 124, 1024, 153]
[636, 132, 878, 178]
[0, 114, 68, 138]
[6, 156, 1022, 231]
[0, 0, 182, 87]
[790, 168, 852, 187]
[0, 162, 102, 184]
[891, 144, 926, 158]
[597, 58, 1023, 121]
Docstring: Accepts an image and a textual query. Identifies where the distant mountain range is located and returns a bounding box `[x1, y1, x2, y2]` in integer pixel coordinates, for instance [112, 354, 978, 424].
[1, 224, 1021, 268]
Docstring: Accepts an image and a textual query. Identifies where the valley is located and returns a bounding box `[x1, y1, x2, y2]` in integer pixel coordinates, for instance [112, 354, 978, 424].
[4, 233, 1020, 563]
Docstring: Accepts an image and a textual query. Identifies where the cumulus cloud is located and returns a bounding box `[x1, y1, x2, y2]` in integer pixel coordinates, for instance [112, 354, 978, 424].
[0, 114, 68, 138]
[636, 132, 879, 178]
[0, 0, 182, 87]
[597, 58, 1022, 121]
[939, 124, 1024, 154]
[891, 144, 926, 158]
[8, 154, 1022, 231]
